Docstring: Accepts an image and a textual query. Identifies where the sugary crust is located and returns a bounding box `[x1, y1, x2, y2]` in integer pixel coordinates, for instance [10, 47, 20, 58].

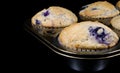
[58, 21, 119, 50]
[79, 1, 120, 18]
[31, 6, 78, 27]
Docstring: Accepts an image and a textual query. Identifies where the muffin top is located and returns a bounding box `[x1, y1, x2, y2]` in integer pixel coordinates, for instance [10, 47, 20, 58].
[58, 21, 119, 50]
[79, 1, 120, 18]
[31, 6, 78, 27]
[116, 1, 120, 8]
[111, 15, 120, 30]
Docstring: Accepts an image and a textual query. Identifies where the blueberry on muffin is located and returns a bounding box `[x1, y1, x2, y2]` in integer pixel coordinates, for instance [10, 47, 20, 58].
[58, 21, 119, 53]
[79, 1, 120, 25]
[31, 6, 78, 37]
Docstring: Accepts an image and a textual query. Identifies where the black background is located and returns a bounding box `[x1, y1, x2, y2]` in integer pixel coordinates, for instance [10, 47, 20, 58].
[13, 0, 120, 73]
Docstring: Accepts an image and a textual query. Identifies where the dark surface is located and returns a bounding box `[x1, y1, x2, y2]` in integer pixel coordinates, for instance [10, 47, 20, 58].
[14, 0, 120, 72]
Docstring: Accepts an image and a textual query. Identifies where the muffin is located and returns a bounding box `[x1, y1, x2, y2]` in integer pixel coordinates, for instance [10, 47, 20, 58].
[31, 6, 78, 37]
[58, 21, 119, 53]
[79, 1, 120, 25]
[116, 1, 120, 11]
[110, 15, 120, 37]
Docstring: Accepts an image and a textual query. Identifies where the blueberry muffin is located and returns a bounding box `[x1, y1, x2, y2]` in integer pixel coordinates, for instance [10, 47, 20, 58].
[111, 15, 120, 37]
[79, 1, 119, 25]
[31, 6, 78, 37]
[116, 1, 120, 11]
[58, 21, 119, 53]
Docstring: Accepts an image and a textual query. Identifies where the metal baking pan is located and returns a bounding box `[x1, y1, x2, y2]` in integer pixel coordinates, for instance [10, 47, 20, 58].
[24, 19, 120, 58]
[24, 0, 120, 72]
[24, 19, 120, 72]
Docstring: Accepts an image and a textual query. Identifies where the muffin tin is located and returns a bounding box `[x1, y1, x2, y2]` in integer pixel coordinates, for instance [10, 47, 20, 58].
[24, 0, 120, 71]
[24, 19, 120, 58]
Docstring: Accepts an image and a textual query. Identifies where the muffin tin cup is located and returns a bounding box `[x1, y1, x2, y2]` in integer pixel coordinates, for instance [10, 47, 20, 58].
[79, 15, 116, 26]
[60, 46, 119, 55]
[24, 19, 120, 72]
[32, 24, 64, 37]
[65, 57, 110, 72]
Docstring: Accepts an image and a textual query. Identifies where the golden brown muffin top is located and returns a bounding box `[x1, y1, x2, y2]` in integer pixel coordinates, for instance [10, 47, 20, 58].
[58, 21, 119, 50]
[111, 15, 120, 30]
[79, 1, 119, 18]
[116, 1, 120, 8]
[31, 6, 78, 27]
